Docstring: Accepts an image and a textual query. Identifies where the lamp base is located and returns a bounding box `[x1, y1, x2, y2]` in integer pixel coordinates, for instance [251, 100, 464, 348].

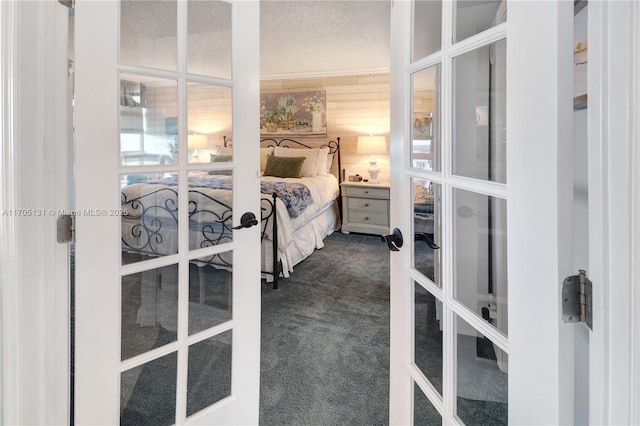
[367, 160, 380, 184]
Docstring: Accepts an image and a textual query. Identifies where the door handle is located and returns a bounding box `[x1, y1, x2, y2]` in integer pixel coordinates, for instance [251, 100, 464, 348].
[232, 212, 259, 229]
[415, 232, 440, 250]
[381, 228, 404, 252]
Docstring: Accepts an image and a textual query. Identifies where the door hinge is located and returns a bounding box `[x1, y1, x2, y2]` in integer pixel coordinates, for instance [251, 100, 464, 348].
[562, 269, 592, 330]
[57, 214, 75, 243]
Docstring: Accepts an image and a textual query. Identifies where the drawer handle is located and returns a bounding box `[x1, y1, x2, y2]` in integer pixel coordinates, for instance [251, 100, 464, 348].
[364, 217, 370, 221]
[364, 203, 369, 207]
[364, 190, 369, 194]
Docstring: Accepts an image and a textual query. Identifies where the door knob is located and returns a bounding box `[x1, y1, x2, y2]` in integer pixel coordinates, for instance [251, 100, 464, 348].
[381, 228, 404, 252]
[232, 212, 259, 229]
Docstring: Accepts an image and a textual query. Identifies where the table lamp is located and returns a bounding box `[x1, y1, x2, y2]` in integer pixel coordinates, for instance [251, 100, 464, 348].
[356, 135, 387, 184]
[188, 134, 208, 162]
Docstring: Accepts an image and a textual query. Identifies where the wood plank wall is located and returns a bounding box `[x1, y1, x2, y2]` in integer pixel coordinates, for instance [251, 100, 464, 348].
[261, 73, 391, 183]
[146, 74, 434, 183]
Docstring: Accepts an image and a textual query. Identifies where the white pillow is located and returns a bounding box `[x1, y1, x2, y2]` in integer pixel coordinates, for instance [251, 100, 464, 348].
[260, 147, 274, 172]
[274, 147, 319, 177]
[326, 152, 334, 174]
[315, 147, 330, 176]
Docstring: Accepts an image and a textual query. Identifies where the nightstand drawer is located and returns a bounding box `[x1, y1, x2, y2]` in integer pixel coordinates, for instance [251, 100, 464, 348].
[347, 197, 387, 213]
[348, 211, 388, 226]
[343, 186, 390, 198]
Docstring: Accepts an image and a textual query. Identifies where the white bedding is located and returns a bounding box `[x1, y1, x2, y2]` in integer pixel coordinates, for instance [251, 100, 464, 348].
[260, 174, 339, 249]
[121, 173, 340, 278]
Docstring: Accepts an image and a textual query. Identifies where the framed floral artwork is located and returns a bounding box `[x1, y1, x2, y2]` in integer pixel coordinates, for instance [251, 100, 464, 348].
[413, 112, 433, 140]
[260, 90, 327, 137]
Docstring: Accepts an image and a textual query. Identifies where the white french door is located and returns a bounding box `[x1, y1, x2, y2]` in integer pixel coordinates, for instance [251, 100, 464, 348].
[73, 1, 260, 424]
[389, 1, 576, 424]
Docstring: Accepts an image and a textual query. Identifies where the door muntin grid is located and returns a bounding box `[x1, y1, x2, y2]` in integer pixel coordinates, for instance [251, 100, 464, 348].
[117, 1, 236, 423]
[409, 1, 508, 422]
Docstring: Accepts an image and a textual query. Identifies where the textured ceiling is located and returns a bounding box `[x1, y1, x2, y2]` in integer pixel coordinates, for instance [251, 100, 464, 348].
[70, 1, 391, 79]
[260, 0, 391, 78]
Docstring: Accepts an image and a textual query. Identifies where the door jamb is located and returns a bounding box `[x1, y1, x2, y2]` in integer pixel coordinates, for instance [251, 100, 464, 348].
[1, 2, 70, 425]
[0, 1, 22, 420]
[588, 1, 639, 424]
[631, 2, 640, 423]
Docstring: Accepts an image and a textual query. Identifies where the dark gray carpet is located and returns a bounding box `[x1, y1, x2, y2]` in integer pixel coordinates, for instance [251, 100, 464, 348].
[73, 231, 505, 425]
[259, 232, 390, 425]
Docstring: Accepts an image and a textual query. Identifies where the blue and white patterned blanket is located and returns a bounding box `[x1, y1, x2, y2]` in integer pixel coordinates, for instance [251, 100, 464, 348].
[147, 176, 313, 218]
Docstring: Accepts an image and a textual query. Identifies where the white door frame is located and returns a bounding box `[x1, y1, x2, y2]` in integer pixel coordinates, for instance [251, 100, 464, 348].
[1, 1, 70, 425]
[634, 4, 640, 423]
[588, 1, 640, 424]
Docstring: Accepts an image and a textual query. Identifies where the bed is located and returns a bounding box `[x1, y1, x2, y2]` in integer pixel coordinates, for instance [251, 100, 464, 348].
[120, 137, 342, 289]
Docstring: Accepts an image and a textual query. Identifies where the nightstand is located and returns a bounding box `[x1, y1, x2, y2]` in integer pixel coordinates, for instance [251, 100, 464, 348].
[340, 182, 390, 235]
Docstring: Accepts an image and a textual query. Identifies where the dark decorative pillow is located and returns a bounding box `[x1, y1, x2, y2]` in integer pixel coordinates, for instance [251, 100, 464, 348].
[210, 154, 232, 162]
[208, 154, 233, 175]
[263, 155, 306, 178]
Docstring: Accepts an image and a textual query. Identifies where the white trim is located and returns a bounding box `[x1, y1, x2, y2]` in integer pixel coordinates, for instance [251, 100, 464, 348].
[589, 1, 637, 424]
[1, 1, 22, 424]
[633, 3, 640, 422]
[1, 1, 70, 425]
[260, 67, 389, 81]
[586, 1, 608, 423]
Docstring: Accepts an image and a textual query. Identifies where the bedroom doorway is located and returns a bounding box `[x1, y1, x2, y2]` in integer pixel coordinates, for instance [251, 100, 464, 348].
[72, 1, 261, 424]
[3, 1, 638, 424]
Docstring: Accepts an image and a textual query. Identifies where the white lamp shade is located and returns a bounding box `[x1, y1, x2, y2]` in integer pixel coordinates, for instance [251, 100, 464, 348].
[188, 134, 208, 150]
[356, 135, 387, 156]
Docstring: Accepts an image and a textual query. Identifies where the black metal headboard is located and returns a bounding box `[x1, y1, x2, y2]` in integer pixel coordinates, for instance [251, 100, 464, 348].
[259, 137, 342, 185]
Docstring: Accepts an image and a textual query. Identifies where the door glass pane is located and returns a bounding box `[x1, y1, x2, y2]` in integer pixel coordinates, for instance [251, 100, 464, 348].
[414, 383, 442, 425]
[121, 173, 180, 264]
[120, 351, 178, 426]
[414, 282, 443, 395]
[120, 74, 177, 166]
[452, 39, 506, 183]
[121, 264, 178, 361]
[454, 0, 506, 43]
[187, 83, 232, 164]
[188, 169, 233, 251]
[189, 256, 232, 335]
[413, 179, 441, 285]
[120, 0, 177, 71]
[453, 188, 508, 336]
[456, 315, 508, 425]
[411, 64, 440, 172]
[187, 331, 232, 417]
[188, 0, 232, 79]
[412, 0, 442, 61]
